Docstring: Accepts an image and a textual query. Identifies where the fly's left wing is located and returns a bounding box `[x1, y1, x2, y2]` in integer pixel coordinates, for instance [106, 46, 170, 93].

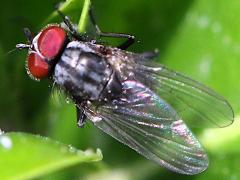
[86, 80, 208, 175]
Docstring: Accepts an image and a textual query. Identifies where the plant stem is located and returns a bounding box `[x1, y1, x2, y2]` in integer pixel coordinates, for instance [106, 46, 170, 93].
[78, 0, 91, 33]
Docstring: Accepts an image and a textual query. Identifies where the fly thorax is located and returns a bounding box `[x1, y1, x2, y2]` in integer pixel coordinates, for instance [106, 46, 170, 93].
[53, 43, 112, 101]
[100, 71, 123, 101]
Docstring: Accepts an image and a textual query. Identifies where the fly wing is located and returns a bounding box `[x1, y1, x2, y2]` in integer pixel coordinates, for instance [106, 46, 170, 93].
[86, 80, 208, 175]
[117, 56, 234, 128]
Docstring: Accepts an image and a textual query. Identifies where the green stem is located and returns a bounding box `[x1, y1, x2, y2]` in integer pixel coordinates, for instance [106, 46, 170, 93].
[78, 0, 91, 33]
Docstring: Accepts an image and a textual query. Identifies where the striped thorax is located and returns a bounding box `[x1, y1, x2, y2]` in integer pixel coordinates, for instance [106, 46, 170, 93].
[53, 41, 121, 102]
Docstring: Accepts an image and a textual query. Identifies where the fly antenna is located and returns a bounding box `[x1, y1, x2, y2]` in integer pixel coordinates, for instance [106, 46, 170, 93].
[15, 27, 33, 50]
[2, 47, 18, 57]
[16, 43, 31, 49]
[2, 44, 30, 58]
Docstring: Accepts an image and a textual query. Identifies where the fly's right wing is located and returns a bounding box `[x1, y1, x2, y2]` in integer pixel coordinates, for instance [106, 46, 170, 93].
[86, 80, 208, 175]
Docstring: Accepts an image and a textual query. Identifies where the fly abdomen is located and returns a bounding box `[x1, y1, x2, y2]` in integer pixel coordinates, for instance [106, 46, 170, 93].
[53, 42, 112, 101]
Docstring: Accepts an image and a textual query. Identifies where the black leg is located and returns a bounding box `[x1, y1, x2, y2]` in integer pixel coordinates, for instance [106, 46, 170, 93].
[76, 106, 86, 128]
[89, 8, 135, 50]
[56, 9, 86, 41]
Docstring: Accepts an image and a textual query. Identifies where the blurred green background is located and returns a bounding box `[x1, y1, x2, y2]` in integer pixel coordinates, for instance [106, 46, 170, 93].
[0, 0, 240, 179]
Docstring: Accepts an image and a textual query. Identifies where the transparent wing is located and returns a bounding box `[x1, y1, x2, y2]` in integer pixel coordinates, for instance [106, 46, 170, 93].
[125, 61, 234, 128]
[86, 80, 208, 175]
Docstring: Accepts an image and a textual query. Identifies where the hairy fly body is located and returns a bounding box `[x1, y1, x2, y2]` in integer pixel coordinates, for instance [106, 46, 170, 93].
[54, 41, 115, 102]
[16, 9, 234, 175]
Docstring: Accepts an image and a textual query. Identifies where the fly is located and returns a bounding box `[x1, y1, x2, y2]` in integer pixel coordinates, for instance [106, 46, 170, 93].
[16, 8, 234, 175]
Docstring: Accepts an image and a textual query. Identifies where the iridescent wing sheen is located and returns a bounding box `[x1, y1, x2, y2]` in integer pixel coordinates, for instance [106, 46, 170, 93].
[120, 58, 234, 128]
[86, 80, 208, 175]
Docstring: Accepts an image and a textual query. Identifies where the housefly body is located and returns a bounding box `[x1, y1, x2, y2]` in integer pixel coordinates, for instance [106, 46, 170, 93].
[16, 9, 234, 175]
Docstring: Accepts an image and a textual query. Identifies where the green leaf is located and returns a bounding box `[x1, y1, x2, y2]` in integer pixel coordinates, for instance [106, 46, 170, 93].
[160, 0, 240, 114]
[195, 119, 240, 179]
[0, 132, 102, 180]
[200, 118, 240, 154]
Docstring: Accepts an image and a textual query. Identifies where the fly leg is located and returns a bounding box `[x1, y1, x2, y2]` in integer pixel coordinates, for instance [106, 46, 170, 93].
[89, 8, 135, 50]
[56, 8, 87, 41]
[76, 106, 86, 128]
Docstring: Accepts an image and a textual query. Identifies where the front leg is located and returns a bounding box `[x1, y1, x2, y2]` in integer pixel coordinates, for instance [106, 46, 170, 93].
[76, 106, 86, 128]
[56, 9, 87, 41]
[89, 8, 135, 50]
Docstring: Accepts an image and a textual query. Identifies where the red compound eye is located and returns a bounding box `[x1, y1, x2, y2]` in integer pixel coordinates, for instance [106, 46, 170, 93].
[27, 53, 49, 79]
[38, 25, 66, 59]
